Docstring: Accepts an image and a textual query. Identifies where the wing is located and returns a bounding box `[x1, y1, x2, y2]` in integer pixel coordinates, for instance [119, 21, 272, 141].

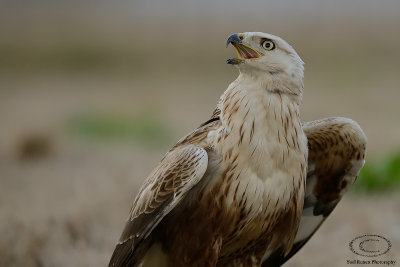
[262, 117, 367, 266]
[109, 145, 208, 267]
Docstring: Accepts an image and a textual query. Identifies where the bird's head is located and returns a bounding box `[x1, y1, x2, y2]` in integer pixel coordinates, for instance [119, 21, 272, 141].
[226, 32, 304, 90]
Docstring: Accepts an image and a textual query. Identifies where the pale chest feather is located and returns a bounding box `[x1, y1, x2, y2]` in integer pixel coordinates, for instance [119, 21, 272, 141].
[205, 82, 308, 213]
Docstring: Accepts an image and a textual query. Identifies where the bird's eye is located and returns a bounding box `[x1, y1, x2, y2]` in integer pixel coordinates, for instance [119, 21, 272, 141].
[262, 40, 275, 51]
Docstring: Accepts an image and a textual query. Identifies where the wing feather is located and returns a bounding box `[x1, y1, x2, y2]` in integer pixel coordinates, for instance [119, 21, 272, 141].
[262, 117, 367, 266]
[109, 145, 208, 267]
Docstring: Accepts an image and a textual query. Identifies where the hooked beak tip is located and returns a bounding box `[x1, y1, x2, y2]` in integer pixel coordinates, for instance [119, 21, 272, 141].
[226, 33, 242, 47]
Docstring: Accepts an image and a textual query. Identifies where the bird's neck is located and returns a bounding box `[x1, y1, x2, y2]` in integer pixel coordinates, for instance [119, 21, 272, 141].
[221, 73, 304, 130]
[238, 69, 304, 101]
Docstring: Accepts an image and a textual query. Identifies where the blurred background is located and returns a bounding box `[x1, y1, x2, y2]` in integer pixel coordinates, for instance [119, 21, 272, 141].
[1, 0, 399, 266]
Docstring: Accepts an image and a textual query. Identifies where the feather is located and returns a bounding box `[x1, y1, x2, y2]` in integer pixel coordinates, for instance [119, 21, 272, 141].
[109, 145, 208, 267]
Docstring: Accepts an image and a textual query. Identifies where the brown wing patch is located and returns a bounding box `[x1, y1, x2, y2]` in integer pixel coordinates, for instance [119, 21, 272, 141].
[109, 145, 208, 267]
[304, 117, 366, 207]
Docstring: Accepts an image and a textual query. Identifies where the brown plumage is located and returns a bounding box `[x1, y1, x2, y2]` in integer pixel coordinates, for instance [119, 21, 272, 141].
[108, 32, 366, 267]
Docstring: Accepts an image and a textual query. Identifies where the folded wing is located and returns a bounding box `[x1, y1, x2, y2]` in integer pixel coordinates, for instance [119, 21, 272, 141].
[109, 145, 208, 267]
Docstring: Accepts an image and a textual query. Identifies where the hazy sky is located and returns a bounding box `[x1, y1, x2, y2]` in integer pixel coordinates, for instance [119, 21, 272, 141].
[1, 0, 399, 18]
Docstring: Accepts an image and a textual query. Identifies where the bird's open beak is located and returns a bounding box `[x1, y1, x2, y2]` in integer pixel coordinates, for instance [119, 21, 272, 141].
[226, 33, 263, 65]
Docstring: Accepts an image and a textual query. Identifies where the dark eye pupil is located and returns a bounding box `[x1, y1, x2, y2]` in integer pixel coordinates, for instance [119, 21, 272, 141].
[263, 41, 273, 49]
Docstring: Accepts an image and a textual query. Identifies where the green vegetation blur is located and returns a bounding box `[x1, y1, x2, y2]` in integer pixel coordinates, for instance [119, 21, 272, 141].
[68, 111, 172, 147]
[355, 153, 400, 192]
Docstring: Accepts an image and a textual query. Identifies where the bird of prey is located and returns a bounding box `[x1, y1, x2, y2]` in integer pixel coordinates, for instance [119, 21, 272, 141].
[108, 32, 366, 267]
